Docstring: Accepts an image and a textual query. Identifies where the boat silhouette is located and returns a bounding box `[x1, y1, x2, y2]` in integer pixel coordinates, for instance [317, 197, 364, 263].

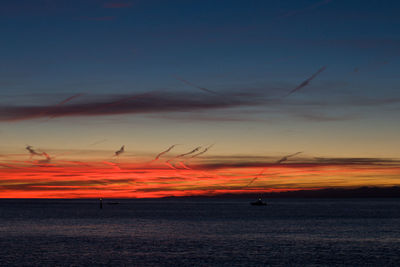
[250, 198, 267, 206]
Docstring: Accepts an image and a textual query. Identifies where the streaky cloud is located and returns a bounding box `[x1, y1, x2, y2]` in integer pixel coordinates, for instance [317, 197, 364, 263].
[57, 93, 84, 106]
[190, 144, 214, 159]
[173, 75, 221, 95]
[154, 144, 178, 161]
[276, 152, 302, 164]
[1, 88, 399, 123]
[25, 145, 42, 157]
[115, 145, 125, 156]
[0, 91, 260, 122]
[174, 146, 202, 159]
[245, 169, 266, 187]
[177, 161, 191, 170]
[286, 66, 326, 97]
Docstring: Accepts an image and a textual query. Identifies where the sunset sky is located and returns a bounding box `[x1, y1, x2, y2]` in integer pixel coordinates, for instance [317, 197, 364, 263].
[1, 0, 400, 198]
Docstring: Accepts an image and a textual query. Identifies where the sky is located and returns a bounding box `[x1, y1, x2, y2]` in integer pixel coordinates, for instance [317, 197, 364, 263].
[1, 0, 400, 198]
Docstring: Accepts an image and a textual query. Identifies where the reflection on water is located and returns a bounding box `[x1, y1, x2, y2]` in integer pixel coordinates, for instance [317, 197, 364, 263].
[0, 199, 400, 266]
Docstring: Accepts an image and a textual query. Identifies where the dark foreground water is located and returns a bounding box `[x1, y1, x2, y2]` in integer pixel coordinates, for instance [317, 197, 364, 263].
[0, 199, 400, 266]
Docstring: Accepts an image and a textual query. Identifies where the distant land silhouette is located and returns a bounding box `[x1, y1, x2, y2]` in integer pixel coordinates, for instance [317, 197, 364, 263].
[163, 187, 400, 199]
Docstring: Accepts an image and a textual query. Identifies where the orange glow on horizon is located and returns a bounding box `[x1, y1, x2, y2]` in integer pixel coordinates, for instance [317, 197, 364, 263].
[1, 155, 400, 198]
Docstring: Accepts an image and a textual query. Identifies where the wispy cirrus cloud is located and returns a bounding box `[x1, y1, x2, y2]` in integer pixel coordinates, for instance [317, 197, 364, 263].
[286, 66, 326, 97]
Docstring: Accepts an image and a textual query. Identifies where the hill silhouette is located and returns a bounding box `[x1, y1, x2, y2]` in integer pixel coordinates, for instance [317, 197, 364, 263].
[164, 187, 400, 199]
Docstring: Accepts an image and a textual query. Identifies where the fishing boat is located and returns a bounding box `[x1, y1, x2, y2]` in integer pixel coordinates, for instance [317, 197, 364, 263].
[250, 198, 267, 206]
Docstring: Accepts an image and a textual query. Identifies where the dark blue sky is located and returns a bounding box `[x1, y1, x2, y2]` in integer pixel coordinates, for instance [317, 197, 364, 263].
[2, 0, 399, 95]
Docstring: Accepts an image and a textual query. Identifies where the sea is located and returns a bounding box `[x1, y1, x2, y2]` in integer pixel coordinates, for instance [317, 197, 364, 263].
[0, 198, 399, 266]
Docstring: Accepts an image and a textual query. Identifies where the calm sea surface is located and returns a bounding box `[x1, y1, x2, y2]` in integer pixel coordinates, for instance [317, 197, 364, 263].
[0, 199, 399, 266]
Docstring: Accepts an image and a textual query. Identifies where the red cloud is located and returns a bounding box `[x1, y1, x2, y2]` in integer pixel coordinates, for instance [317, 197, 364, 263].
[1, 155, 399, 198]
